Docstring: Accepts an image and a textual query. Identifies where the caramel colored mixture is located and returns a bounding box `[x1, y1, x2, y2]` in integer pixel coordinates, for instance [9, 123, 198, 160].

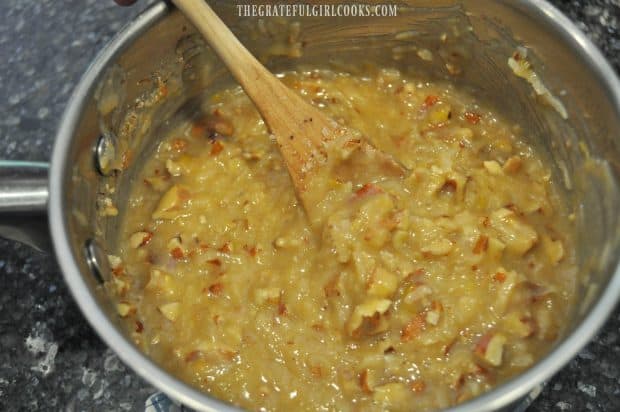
[109, 69, 576, 411]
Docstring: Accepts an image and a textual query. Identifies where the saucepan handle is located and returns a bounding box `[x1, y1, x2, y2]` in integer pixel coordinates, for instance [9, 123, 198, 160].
[0, 160, 51, 252]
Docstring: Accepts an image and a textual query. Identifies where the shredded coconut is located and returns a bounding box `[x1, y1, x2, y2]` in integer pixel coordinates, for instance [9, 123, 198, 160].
[508, 47, 568, 119]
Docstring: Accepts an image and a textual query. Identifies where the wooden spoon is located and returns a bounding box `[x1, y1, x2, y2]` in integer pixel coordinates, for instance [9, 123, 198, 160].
[172, 0, 404, 218]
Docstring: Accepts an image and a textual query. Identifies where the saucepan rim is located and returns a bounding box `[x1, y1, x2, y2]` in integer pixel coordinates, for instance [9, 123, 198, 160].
[48, 1, 620, 411]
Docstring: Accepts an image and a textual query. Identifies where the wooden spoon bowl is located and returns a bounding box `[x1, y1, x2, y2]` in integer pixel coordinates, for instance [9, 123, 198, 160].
[172, 0, 404, 218]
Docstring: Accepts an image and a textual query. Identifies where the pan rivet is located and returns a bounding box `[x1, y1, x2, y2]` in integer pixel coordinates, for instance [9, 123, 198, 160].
[84, 238, 110, 284]
[94, 133, 117, 176]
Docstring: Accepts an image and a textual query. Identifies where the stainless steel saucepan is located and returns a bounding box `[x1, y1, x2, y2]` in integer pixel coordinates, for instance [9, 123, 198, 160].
[1, 1, 619, 411]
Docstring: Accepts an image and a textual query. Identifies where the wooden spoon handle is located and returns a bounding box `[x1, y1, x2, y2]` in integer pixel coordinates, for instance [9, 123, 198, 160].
[171, 0, 304, 126]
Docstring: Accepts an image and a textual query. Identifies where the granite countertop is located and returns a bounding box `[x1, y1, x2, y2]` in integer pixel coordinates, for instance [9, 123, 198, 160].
[0, 0, 618, 411]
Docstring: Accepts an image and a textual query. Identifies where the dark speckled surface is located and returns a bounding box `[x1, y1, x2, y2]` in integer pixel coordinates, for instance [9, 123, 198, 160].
[0, 0, 618, 411]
